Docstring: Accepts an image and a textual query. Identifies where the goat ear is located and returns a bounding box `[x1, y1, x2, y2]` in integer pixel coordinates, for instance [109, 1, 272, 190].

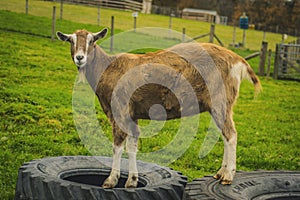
[56, 31, 71, 42]
[93, 28, 108, 42]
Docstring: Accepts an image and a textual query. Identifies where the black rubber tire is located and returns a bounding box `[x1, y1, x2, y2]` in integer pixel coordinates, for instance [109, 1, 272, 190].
[185, 170, 300, 200]
[14, 156, 187, 200]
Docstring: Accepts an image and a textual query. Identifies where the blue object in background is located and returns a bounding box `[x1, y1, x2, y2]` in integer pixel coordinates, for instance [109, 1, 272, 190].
[240, 13, 249, 30]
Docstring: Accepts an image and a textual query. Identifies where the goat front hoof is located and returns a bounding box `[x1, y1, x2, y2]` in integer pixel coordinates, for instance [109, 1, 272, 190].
[214, 167, 235, 185]
[213, 173, 222, 180]
[125, 176, 138, 188]
[220, 179, 232, 185]
[102, 177, 118, 189]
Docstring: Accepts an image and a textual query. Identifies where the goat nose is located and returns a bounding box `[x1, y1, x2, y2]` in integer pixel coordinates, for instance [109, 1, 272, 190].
[76, 55, 84, 61]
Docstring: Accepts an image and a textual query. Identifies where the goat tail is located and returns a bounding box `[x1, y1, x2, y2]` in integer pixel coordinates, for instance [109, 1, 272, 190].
[244, 61, 262, 97]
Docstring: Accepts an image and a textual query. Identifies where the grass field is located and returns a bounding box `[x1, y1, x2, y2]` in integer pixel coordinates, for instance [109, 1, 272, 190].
[0, 3, 300, 199]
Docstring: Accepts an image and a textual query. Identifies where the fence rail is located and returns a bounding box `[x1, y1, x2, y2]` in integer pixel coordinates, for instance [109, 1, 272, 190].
[48, 0, 142, 11]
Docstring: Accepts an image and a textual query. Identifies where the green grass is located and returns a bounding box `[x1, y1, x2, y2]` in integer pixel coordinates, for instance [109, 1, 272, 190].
[0, 8, 300, 200]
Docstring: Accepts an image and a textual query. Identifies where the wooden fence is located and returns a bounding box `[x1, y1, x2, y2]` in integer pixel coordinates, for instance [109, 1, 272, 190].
[47, 0, 142, 11]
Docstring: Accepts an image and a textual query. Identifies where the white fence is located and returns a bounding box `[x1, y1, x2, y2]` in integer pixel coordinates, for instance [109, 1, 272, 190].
[49, 0, 142, 11]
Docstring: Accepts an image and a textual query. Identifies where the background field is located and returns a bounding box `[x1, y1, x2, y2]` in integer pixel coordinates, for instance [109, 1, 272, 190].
[0, 1, 300, 199]
[0, 0, 297, 51]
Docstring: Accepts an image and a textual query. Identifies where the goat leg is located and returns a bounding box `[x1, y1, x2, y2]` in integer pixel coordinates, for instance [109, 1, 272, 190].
[103, 143, 124, 188]
[125, 124, 139, 188]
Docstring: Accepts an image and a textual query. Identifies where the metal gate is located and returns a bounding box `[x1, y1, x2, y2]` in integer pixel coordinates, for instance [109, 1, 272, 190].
[274, 43, 300, 80]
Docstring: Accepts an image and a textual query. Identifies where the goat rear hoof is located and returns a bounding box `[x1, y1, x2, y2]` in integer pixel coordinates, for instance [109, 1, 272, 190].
[125, 176, 138, 188]
[102, 177, 118, 189]
[102, 182, 115, 189]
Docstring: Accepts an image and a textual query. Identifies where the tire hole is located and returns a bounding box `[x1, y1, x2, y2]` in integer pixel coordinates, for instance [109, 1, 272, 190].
[60, 169, 147, 188]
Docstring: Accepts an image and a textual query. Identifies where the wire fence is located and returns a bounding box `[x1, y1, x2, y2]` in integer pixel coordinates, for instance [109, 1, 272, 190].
[275, 43, 300, 80]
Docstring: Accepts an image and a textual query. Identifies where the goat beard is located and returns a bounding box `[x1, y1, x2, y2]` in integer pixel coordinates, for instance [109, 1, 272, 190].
[77, 67, 86, 83]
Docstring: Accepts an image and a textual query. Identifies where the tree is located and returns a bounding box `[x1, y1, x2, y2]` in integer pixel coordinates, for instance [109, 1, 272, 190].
[177, 0, 195, 10]
[233, 0, 300, 35]
[152, 0, 179, 7]
[288, 0, 300, 35]
[151, 0, 300, 35]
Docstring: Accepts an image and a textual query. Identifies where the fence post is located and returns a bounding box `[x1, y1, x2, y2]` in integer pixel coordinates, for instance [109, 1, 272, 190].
[282, 45, 288, 74]
[209, 24, 215, 43]
[182, 28, 186, 42]
[133, 16, 137, 32]
[259, 41, 268, 76]
[52, 6, 56, 41]
[110, 16, 114, 53]
[169, 13, 173, 30]
[263, 31, 266, 42]
[25, 0, 29, 15]
[60, 0, 63, 20]
[281, 34, 286, 44]
[232, 26, 236, 46]
[98, 3, 101, 26]
[169, 13, 174, 38]
[266, 49, 272, 79]
[273, 44, 279, 79]
[242, 29, 246, 47]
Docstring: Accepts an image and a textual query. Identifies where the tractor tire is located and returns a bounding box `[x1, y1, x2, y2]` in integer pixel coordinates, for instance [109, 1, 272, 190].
[15, 156, 187, 200]
[185, 170, 300, 200]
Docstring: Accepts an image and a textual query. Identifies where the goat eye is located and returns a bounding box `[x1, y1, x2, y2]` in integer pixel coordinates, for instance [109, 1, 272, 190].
[89, 40, 94, 45]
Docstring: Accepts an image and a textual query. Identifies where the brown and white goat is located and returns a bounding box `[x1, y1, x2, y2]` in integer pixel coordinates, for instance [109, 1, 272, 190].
[57, 28, 261, 188]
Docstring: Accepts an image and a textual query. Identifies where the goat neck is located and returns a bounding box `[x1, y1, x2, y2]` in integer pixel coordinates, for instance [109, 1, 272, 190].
[85, 45, 115, 92]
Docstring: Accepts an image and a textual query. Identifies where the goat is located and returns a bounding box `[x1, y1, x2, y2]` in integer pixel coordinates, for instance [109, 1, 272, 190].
[57, 28, 261, 188]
